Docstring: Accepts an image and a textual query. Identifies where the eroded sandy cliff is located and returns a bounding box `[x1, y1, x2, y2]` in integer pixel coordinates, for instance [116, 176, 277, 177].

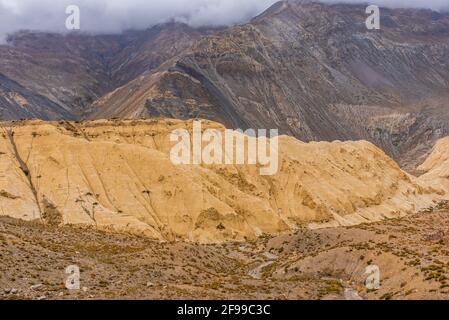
[0, 119, 445, 242]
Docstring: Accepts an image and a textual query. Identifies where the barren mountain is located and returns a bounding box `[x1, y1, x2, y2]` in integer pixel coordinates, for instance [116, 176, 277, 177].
[0, 74, 73, 120]
[1, 0, 449, 303]
[0, 23, 213, 120]
[1, 2, 449, 170]
[0, 119, 445, 243]
[89, 1, 449, 169]
[0, 31, 126, 119]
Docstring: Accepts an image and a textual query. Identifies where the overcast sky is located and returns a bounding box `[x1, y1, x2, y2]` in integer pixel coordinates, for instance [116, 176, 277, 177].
[0, 0, 448, 41]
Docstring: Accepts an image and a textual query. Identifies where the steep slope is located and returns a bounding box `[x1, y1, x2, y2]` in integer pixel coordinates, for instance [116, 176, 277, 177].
[90, 1, 449, 168]
[417, 136, 449, 192]
[0, 23, 213, 120]
[0, 31, 127, 118]
[0, 74, 74, 120]
[0, 119, 443, 243]
[108, 23, 220, 88]
[418, 137, 449, 174]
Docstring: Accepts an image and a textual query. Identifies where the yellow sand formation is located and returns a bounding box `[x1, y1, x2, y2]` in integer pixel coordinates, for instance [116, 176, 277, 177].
[0, 119, 444, 243]
[418, 137, 449, 193]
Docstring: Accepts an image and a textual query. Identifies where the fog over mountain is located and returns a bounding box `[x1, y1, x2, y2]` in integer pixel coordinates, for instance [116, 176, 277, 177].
[0, 0, 448, 42]
[0, 0, 277, 41]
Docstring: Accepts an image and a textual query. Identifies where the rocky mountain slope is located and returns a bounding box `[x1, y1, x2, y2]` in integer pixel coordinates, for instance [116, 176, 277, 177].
[0, 74, 73, 120]
[1, 1, 449, 170]
[0, 119, 445, 243]
[0, 23, 213, 120]
[89, 1, 449, 169]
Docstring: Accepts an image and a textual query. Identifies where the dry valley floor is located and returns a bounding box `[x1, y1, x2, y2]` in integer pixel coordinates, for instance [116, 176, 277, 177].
[2, 202, 449, 300]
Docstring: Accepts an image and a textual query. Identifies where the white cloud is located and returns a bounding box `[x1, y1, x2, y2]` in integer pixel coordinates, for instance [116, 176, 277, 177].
[326, 0, 449, 11]
[0, 0, 278, 38]
[0, 0, 447, 41]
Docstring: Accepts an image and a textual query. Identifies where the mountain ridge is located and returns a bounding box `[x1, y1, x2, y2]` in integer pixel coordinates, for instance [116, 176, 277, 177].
[1, 2, 449, 170]
[0, 22, 218, 120]
[88, 1, 449, 169]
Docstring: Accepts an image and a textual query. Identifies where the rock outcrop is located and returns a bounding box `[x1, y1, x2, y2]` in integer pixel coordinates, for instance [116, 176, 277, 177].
[417, 136, 449, 194]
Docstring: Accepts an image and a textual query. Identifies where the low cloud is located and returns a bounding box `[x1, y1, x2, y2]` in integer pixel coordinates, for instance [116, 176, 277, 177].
[0, 0, 447, 41]
[326, 0, 449, 11]
[0, 0, 277, 40]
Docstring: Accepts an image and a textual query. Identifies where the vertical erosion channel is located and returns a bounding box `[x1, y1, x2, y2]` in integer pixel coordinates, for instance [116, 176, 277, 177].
[5, 128, 43, 219]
